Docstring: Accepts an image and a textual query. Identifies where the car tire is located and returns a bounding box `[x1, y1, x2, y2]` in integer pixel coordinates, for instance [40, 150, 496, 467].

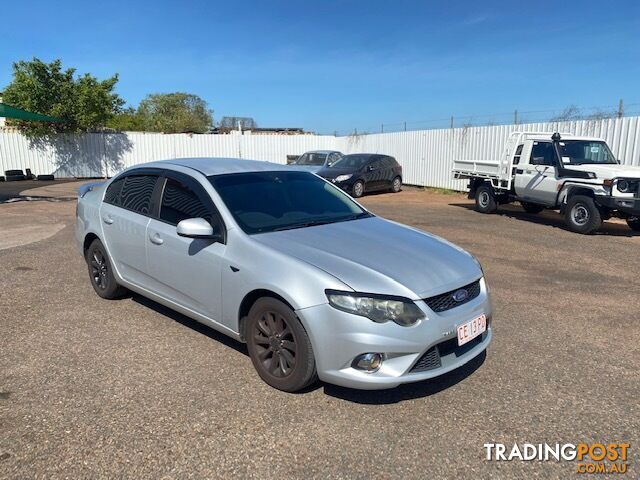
[475, 184, 498, 213]
[627, 216, 640, 231]
[351, 180, 365, 198]
[391, 176, 402, 193]
[85, 238, 127, 299]
[246, 297, 318, 392]
[521, 202, 545, 214]
[565, 195, 602, 234]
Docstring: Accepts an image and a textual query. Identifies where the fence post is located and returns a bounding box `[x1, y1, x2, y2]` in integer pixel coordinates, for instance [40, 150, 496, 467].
[618, 99, 624, 118]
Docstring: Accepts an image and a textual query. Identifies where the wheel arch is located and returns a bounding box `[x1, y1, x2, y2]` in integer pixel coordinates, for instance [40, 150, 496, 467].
[83, 232, 101, 255]
[560, 185, 597, 212]
[237, 289, 297, 342]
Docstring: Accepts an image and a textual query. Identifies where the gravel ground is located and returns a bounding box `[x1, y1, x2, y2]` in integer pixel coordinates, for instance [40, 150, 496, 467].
[1, 187, 638, 479]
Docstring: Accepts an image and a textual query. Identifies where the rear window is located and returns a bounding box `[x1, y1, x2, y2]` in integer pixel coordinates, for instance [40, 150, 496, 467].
[119, 175, 158, 215]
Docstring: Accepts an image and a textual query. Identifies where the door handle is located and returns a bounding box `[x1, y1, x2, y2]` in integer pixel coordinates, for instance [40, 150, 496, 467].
[102, 215, 114, 225]
[149, 233, 164, 245]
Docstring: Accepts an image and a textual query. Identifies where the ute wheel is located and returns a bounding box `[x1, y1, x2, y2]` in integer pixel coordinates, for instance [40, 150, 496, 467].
[246, 298, 318, 392]
[475, 184, 497, 213]
[565, 195, 602, 234]
[352, 180, 365, 198]
[627, 216, 640, 232]
[521, 202, 545, 214]
[85, 239, 127, 299]
[391, 176, 402, 193]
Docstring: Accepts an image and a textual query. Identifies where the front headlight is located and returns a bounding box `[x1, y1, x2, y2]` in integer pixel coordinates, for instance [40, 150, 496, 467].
[326, 290, 425, 326]
[617, 179, 630, 193]
[335, 174, 353, 182]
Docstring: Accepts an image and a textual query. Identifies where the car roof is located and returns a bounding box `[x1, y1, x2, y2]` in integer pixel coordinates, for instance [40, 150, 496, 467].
[303, 150, 341, 154]
[139, 157, 293, 176]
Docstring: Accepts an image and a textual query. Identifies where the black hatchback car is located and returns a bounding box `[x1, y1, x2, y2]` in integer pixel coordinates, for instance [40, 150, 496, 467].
[316, 154, 402, 198]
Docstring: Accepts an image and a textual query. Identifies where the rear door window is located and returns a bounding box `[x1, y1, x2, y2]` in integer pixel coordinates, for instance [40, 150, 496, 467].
[119, 175, 158, 215]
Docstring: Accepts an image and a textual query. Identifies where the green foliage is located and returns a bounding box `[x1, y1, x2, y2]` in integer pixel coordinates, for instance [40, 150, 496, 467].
[106, 106, 146, 132]
[2, 58, 124, 136]
[137, 92, 213, 133]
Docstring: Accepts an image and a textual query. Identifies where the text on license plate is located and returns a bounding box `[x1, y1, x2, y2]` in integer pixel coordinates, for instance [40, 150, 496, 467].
[457, 314, 487, 346]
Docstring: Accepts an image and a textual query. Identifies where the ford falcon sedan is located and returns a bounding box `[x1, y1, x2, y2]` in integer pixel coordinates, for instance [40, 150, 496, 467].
[76, 158, 492, 391]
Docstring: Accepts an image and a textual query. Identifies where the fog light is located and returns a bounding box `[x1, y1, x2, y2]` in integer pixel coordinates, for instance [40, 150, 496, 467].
[352, 353, 383, 372]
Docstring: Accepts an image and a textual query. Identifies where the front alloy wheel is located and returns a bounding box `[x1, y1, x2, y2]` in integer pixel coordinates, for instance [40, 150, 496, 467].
[352, 180, 364, 198]
[246, 298, 317, 392]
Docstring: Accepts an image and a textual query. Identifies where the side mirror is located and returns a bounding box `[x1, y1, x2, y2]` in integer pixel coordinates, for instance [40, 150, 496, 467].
[366, 164, 375, 172]
[177, 217, 219, 240]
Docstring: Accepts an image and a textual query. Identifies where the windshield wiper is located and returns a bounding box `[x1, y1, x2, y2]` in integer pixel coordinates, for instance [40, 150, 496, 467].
[273, 212, 372, 231]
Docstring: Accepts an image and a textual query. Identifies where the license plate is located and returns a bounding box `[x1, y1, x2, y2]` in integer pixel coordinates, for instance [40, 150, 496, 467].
[457, 314, 487, 346]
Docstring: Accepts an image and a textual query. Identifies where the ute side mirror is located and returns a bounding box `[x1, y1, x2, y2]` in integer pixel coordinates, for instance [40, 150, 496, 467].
[177, 217, 222, 242]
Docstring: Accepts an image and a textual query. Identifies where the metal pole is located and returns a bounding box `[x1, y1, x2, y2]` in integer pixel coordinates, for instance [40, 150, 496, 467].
[450, 116, 454, 129]
[514, 109, 518, 125]
[403, 122, 407, 132]
[381, 124, 384, 133]
[618, 99, 624, 118]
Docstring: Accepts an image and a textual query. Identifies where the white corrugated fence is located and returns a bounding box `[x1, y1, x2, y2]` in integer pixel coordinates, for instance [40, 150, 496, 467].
[1, 116, 639, 190]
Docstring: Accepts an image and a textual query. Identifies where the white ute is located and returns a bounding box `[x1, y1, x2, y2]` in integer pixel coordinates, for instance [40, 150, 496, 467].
[453, 132, 640, 234]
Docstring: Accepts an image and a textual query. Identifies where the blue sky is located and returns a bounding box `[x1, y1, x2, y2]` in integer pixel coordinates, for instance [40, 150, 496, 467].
[2, 0, 639, 134]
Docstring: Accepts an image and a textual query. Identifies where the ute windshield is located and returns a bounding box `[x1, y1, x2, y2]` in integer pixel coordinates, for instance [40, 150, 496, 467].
[559, 140, 618, 165]
[209, 171, 370, 234]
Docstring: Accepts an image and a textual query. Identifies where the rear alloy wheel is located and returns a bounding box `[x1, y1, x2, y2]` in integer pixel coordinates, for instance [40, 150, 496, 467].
[246, 298, 317, 392]
[565, 195, 602, 234]
[627, 216, 640, 232]
[86, 239, 127, 299]
[351, 180, 365, 198]
[475, 184, 498, 213]
[521, 202, 545, 214]
[391, 176, 402, 193]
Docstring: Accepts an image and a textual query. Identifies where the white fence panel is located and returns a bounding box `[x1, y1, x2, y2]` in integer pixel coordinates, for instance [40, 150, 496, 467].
[1, 117, 639, 188]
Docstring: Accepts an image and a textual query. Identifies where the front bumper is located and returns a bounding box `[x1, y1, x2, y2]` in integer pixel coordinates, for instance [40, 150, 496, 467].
[296, 279, 492, 390]
[596, 195, 640, 216]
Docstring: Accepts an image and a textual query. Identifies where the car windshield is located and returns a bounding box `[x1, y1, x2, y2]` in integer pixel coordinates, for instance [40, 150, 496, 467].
[209, 171, 371, 234]
[559, 141, 618, 165]
[330, 154, 370, 169]
[295, 153, 327, 166]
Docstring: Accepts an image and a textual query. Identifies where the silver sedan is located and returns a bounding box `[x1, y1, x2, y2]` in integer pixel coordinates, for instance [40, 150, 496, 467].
[76, 158, 492, 391]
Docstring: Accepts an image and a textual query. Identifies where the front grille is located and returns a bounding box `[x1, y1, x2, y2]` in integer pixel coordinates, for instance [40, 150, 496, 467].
[423, 280, 481, 313]
[409, 334, 484, 373]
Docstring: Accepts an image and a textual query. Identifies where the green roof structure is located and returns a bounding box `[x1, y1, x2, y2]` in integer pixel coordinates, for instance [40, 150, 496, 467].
[0, 103, 63, 122]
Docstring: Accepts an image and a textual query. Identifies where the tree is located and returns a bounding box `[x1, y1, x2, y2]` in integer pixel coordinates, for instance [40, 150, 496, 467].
[2, 57, 124, 136]
[106, 106, 146, 132]
[137, 93, 212, 133]
[219, 116, 257, 131]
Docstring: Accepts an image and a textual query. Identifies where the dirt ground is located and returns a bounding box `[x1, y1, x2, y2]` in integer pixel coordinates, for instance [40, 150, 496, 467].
[1, 183, 638, 479]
